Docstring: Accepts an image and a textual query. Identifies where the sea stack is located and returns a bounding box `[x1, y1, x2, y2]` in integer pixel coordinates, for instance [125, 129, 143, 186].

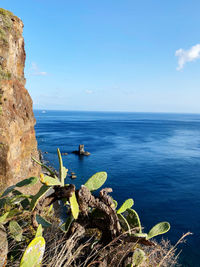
[0, 9, 41, 193]
[72, 144, 91, 156]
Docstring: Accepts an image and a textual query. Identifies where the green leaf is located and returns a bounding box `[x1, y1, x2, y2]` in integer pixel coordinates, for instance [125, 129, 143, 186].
[10, 194, 31, 205]
[47, 204, 53, 215]
[7, 209, 21, 219]
[132, 248, 146, 266]
[117, 213, 131, 235]
[60, 215, 74, 233]
[0, 212, 9, 224]
[20, 236, 45, 267]
[133, 233, 147, 238]
[126, 209, 142, 233]
[1, 177, 38, 198]
[21, 199, 30, 210]
[30, 185, 51, 211]
[16, 177, 39, 187]
[57, 148, 67, 186]
[84, 172, 107, 191]
[0, 198, 6, 209]
[1, 185, 16, 197]
[35, 224, 43, 238]
[0, 209, 21, 224]
[40, 175, 62, 186]
[117, 199, 134, 214]
[9, 220, 23, 241]
[112, 199, 118, 209]
[32, 157, 55, 176]
[36, 214, 52, 228]
[69, 192, 79, 219]
[147, 222, 170, 240]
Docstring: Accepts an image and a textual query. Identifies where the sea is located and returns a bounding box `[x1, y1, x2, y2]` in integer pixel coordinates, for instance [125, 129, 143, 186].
[34, 110, 200, 267]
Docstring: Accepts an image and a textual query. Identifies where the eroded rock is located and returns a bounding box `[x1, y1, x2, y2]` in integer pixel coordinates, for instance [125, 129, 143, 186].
[0, 9, 41, 193]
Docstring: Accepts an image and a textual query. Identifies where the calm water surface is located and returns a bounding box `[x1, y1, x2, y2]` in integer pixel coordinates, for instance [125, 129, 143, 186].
[34, 110, 200, 266]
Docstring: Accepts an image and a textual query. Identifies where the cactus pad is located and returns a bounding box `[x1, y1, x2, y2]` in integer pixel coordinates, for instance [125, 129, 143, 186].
[84, 172, 107, 191]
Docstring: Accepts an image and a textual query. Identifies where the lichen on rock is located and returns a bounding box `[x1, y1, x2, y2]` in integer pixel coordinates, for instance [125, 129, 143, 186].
[0, 8, 41, 193]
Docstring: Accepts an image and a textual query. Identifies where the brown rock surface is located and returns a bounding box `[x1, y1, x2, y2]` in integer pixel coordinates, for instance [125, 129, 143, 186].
[0, 9, 41, 193]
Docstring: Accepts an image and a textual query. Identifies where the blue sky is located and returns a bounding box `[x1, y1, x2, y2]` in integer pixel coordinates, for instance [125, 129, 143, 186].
[2, 0, 200, 112]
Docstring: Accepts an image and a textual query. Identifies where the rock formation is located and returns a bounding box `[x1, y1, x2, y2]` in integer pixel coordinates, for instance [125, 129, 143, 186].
[0, 9, 41, 193]
[72, 145, 91, 156]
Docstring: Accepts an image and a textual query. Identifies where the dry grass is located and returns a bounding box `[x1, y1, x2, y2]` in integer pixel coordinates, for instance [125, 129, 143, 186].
[38, 226, 191, 267]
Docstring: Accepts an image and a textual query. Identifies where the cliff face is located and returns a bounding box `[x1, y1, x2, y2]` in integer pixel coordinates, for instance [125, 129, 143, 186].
[0, 9, 41, 193]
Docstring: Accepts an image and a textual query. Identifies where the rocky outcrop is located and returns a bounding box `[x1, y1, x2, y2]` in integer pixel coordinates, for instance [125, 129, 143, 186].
[0, 9, 41, 193]
[72, 145, 91, 156]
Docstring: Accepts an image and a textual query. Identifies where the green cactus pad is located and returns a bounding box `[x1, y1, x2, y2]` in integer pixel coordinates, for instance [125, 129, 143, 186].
[36, 215, 52, 228]
[30, 185, 51, 211]
[147, 221, 170, 240]
[57, 148, 67, 186]
[1, 185, 16, 197]
[32, 157, 55, 176]
[84, 172, 107, 191]
[35, 224, 43, 238]
[126, 208, 142, 233]
[111, 197, 118, 209]
[133, 233, 147, 238]
[1, 177, 38, 198]
[20, 236, 45, 267]
[69, 192, 79, 219]
[60, 215, 74, 233]
[0, 212, 9, 224]
[132, 248, 146, 266]
[117, 199, 134, 214]
[40, 175, 62, 186]
[117, 213, 131, 235]
[9, 220, 23, 241]
[16, 177, 39, 187]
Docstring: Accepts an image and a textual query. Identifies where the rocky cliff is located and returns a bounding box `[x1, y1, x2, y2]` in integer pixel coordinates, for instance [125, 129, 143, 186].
[0, 8, 41, 193]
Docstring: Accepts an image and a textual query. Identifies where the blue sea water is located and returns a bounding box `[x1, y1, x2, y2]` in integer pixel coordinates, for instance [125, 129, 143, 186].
[34, 110, 200, 267]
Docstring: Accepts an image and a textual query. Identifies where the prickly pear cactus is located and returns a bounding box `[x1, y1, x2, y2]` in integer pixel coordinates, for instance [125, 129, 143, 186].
[1, 177, 38, 197]
[20, 236, 45, 267]
[57, 148, 68, 186]
[0, 212, 9, 224]
[30, 185, 51, 211]
[60, 215, 74, 233]
[132, 248, 146, 266]
[84, 172, 107, 191]
[9, 220, 23, 241]
[147, 221, 170, 240]
[36, 215, 52, 228]
[16, 177, 39, 187]
[40, 175, 62, 186]
[35, 224, 43, 238]
[126, 208, 142, 233]
[117, 199, 134, 214]
[69, 192, 79, 219]
[117, 213, 131, 235]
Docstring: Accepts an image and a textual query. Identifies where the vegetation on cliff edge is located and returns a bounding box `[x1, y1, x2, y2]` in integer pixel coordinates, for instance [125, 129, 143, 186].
[0, 149, 191, 266]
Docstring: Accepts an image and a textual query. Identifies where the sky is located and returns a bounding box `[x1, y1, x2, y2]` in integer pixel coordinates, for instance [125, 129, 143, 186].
[1, 0, 200, 113]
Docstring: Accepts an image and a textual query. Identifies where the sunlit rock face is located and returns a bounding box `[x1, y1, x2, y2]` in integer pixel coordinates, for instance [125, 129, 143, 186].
[0, 9, 41, 193]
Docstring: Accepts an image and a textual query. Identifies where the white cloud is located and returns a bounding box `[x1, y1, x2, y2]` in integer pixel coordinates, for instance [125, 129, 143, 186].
[85, 89, 93, 94]
[175, 44, 200, 70]
[30, 62, 47, 76]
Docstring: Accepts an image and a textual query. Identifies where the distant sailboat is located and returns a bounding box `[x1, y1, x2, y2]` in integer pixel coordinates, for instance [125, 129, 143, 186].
[42, 110, 46, 113]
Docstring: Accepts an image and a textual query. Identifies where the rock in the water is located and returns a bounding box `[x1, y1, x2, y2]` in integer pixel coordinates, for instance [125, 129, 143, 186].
[72, 144, 90, 156]
[0, 225, 8, 267]
[0, 9, 41, 194]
